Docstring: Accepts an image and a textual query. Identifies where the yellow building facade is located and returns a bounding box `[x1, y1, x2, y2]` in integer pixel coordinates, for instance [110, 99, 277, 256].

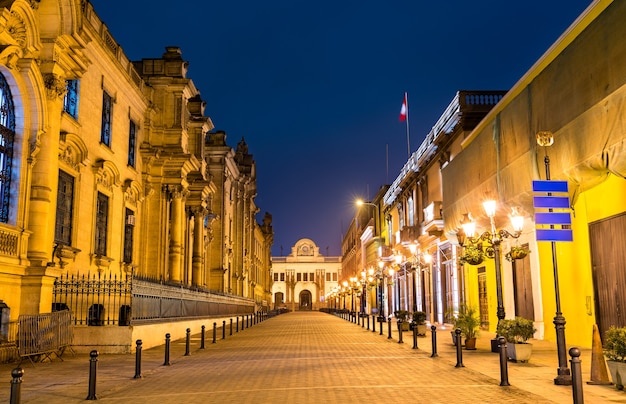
[0, 0, 272, 359]
[442, 0, 626, 349]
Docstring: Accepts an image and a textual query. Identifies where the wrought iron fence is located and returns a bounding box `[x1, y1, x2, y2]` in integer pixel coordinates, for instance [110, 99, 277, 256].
[52, 273, 255, 326]
[53, 272, 131, 326]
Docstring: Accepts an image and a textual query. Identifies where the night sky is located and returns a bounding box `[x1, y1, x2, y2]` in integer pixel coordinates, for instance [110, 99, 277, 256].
[90, 0, 592, 256]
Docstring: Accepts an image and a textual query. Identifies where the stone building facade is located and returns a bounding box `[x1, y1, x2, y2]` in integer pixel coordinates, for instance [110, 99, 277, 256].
[271, 238, 341, 311]
[0, 0, 272, 358]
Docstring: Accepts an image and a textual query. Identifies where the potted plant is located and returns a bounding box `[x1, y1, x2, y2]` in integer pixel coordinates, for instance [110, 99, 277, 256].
[459, 245, 484, 265]
[394, 310, 411, 331]
[604, 326, 626, 390]
[497, 316, 536, 362]
[411, 311, 427, 336]
[452, 305, 481, 350]
[505, 245, 530, 262]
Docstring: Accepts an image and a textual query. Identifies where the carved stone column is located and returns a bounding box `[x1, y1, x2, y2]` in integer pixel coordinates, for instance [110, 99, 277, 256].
[191, 206, 205, 286]
[168, 188, 183, 283]
[27, 73, 66, 268]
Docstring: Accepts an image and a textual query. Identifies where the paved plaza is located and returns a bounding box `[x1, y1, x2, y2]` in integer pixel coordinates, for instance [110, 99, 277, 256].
[1, 311, 625, 403]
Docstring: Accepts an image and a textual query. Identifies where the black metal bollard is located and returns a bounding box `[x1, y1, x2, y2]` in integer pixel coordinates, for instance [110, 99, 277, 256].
[412, 323, 418, 349]
[212, 322, 217, 343]
[372, 315, 376, 333]
[387, 318, 392, 339]
[201, 325, 206, 349]
[185, 328, 191, 356]
[10, 367, 23, 404]
[367, 314, 370, 330]
[498, 336, 510, 386]
[230, 318, 233, 336]
[163, 333, 171, 366]
[431, 325, 438, 357]
[242, 315, 245, 330]
[134, 339, 143, 379]
[455, 329, 464, 368]
[222, 320, 226, 339]
[570, 347, 584, 403]
[398, 320, 404, 344]
[86, 350, 99, 400]
[247, 314, 250, 328]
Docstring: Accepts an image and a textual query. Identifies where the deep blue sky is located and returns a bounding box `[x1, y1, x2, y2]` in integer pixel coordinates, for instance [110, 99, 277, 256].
[90, 0, 591, 257]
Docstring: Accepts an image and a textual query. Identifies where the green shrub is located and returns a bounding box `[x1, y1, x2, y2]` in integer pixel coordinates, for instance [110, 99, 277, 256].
[496, 317, 536, 344]
[412, 311, 427, 325]
[604, 326, 626, 362]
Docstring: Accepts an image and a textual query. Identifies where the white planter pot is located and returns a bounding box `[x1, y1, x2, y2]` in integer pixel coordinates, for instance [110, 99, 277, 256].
[507, 342, 533, 362]
[607, 360, 626, 390]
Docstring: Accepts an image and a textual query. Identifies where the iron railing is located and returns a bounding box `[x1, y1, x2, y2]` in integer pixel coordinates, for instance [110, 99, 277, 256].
[52, 273, 255, 326]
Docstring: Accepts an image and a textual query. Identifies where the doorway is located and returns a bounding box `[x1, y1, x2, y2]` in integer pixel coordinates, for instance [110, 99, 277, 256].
[589, 212, 626, 338]
[299, 290, 312, 311]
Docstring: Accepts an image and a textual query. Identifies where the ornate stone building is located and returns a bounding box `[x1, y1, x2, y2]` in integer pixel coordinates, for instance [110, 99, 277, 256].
[271, 238, 341, 311]
[0, 0, 272, 358]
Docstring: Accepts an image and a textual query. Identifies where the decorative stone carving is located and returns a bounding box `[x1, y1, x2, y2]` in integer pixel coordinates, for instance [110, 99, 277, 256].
[43, 73, 66, 99]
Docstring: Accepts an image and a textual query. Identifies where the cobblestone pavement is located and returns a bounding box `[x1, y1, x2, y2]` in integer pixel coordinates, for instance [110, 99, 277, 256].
[1, 311, 625, 403]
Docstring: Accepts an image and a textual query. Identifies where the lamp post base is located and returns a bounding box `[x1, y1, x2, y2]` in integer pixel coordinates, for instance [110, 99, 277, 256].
[554, 368, 572, 386]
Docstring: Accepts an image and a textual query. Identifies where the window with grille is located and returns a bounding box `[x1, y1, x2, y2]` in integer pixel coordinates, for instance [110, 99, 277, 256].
[95, 192, 109, 256]
[128, 119, 136, 167]
[100, 91, 112, 146]
[0, 73, 15, 223]
[280, 273, 285, 281]
[63, 80, 79, 119]
[123, 208, 134, 263]
[54, 170, 74, 245]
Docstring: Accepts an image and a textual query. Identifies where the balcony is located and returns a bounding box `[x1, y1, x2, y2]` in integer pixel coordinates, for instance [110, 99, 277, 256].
[422, 201, 444, 237]
[399, 225, 420, 245]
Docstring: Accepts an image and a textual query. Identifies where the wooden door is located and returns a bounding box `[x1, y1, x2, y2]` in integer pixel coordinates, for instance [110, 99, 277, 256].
[589, 213, 626, 338]
[512, 243, 534, 320]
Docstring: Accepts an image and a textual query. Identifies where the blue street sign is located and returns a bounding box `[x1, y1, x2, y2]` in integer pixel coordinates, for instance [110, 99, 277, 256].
[532, 180, 568, 193]
[532, 180, 573, 242]
[536, 229, 574, 242]
[533, 196, 570, 209]
[535, 212, 571, 225]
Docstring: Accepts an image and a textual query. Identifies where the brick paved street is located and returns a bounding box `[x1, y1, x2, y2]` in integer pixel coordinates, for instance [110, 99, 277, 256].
[1, 311, 625, 403]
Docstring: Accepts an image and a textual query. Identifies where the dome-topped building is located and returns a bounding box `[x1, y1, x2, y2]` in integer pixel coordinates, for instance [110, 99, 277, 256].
[271, 239, 341, 311]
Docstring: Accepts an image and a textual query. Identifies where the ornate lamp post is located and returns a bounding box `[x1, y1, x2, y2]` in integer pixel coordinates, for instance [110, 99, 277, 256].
[457, 200, 524, 350]
[537, 130, 571, 386]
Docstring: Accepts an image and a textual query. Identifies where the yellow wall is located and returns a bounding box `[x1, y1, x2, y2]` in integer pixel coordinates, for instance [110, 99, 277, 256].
[538, 174, 626, 348]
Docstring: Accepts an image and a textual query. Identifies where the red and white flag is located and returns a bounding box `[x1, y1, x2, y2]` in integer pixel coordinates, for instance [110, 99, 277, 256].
[399, 93, 408, 121]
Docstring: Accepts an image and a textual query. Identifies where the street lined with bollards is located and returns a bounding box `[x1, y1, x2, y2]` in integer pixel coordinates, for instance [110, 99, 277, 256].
[2, 311, 622, 403]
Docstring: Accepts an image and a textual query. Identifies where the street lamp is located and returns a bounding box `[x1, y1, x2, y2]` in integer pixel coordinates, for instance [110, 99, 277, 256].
[457, 199, 524, 350]
[537, 130, 571, 386]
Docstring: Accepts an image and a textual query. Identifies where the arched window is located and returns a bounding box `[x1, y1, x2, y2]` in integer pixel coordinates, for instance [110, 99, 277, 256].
[0, 73, 15, 223]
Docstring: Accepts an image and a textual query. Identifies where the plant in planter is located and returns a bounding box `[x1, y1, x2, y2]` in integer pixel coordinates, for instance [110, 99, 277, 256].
[604, 326, 626, 390]
[411, 311, 427, 336]
[394, 310, 411, 331]
[505, 245, 530, 262]
[459, 245, 484, 265]
[496, 316, 536, 362]
[452, 305, 481, 350]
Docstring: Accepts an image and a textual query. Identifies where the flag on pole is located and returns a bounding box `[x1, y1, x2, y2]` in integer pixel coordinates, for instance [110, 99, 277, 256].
[399, 93, 408, 121]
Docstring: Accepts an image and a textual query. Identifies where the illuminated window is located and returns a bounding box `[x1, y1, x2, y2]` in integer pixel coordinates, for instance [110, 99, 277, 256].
[123, 208, 134, 263]
[63, 80, 79, 119]
[94, 192, 108, 256]
[128, 120, 136, 167]
[0, 73, 15, 223]
[54, 170, 74, 245]
[100, 91, 112, 146]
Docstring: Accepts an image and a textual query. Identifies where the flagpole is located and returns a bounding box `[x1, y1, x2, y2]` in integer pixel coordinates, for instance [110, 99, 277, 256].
[405, 92, 411, 159]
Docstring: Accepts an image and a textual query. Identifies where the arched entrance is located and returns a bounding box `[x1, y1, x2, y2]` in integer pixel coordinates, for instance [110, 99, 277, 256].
[299, 290, 312, 311]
